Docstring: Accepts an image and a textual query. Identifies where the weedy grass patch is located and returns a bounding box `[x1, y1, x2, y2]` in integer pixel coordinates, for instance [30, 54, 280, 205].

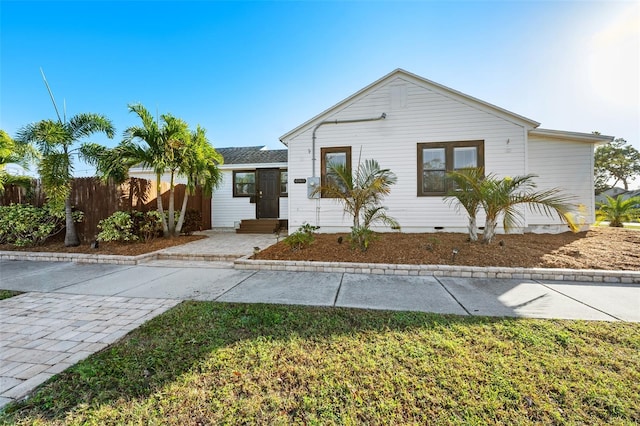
[1, 302, 639, 425]
[0, 289, 22, 300]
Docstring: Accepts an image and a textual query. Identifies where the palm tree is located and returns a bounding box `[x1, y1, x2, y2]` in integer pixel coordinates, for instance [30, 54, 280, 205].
[445, 167, 484, 241]
[315, 158, 399, 250]
[0, 130, 38, 194]
[479, 173, 577, 243]
[175, 125, 223, 234]
[104, 104, 222, 237]
[596, 195, 640, 227]
[16, 114, 114, 246]
[111, 104, 190, 237]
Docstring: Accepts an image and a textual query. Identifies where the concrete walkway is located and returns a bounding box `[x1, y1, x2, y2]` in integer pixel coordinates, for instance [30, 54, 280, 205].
[1, 234, 639, 410]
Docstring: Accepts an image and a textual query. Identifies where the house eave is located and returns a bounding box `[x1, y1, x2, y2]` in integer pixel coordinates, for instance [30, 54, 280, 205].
[529, 128, 614, 144]
[219, 162, 287, 170]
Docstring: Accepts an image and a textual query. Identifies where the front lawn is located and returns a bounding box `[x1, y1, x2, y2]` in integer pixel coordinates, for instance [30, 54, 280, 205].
[2, 303, 639, 424]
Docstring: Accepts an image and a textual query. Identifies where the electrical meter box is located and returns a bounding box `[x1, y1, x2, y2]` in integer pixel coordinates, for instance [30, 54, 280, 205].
[307, 177, 320, 199]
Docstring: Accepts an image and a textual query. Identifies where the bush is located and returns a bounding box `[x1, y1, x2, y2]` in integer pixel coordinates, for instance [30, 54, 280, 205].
[283, 223, 319, 251]
[0, 203, 81, 246]
[97, 210, 163, 243]
[349, 225, 377, 252]
[97, 211, 137, 242]
[180, 209, 202, 235]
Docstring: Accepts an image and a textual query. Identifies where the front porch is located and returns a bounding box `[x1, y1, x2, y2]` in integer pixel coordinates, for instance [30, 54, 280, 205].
[236, 219, 289, 234]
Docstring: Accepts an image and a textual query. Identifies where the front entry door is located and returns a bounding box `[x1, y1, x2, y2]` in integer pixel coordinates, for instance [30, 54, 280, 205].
[256, 169, 279, 218]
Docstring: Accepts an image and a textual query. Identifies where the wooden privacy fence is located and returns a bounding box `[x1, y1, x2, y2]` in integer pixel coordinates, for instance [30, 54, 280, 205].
[1, 177, 212, 242]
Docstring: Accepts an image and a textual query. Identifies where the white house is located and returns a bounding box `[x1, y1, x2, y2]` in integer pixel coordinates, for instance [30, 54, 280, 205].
[129, 145, 288, 231]
[280, 68, 613, 234]
[211, 146, 288, 230]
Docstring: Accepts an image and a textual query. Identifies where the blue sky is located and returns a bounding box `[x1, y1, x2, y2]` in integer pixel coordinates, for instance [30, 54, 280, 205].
[1, 1, 638, 176]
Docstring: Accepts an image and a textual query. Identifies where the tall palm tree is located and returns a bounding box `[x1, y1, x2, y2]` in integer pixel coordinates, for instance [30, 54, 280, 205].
[16, 114, 114, 246]
[315, 158, 399, 250]
[445, 167, 484, 241]
[112, 104, 190, 237]
[596, 195, 640, 227]
[105, 104, 221, 237]
[175, 125, 223, 234]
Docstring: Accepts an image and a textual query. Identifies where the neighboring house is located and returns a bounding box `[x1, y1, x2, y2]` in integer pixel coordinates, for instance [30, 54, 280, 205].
[280, 68, 613, 234]
[595, 187, 639, 205]
[129, 145, 288, 229]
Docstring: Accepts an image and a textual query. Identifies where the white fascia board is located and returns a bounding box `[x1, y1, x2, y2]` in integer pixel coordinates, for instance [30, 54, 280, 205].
[219, 162, 288, 170]
[529, 128, 614, 144]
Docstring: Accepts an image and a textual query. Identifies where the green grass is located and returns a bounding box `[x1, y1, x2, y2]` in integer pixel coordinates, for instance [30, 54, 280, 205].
[0, 289, 22, 300]
[2, 302, 639, 425]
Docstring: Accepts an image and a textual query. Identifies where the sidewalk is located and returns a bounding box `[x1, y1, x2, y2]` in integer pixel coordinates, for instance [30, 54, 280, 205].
[1, 231, 639, 411]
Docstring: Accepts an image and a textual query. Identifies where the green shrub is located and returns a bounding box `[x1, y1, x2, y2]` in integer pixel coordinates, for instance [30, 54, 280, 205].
[283, 223, 319, 251]
[180, 209, 202, 235]
[0, 203, 81, 246]
[97, 210, 163, 243]
[349, 225, 377, 252]
[97, 211, 137, 242]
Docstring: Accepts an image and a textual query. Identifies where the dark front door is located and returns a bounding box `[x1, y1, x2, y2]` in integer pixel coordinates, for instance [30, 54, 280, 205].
[256, 169, 279, 218]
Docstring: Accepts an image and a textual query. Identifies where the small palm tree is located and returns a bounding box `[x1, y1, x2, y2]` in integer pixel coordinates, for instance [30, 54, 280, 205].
[596, 195, 640, 227]
[315, 158, 399, 251]
[446, 168, 577, 243]
[480, 174, 578, 243]
[16, 114, 114, 246]
[445, 167, 484, 241]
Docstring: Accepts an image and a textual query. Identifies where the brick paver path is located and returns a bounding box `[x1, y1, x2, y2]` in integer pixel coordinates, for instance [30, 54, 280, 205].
[0, 292, 179, 409]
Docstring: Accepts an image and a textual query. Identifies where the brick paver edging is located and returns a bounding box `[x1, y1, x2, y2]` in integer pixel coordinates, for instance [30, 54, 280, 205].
[0, 250, 157, 265]
[234, 257, 640, 284]
[0, 250, 244, 264]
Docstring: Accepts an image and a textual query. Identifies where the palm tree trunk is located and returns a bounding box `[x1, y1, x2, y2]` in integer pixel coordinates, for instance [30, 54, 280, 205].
[64, 196, 80, 247]
[168, 172, 176, 237]
[482, 219, 497, 244]
[156, 173, 169, 237]
[468, 216, 478, 242]
[176, 193, 189, 234]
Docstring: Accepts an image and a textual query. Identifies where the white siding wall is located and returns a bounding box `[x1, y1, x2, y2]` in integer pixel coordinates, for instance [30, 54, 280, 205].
[211, 168, 289, 228]
[527, 136, 595, 231]
[285, 75, 528, 233]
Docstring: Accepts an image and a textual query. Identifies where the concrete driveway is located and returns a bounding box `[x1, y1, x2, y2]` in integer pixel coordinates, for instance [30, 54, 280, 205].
[1, 259, 639, 410]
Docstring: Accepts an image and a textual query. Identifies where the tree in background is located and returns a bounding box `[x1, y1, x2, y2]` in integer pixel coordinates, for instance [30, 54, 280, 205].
[0, 129, 38, 193]
[596, 195, 640, 227]
[594, 138, 640, 192]
[16, 114, 114, 246]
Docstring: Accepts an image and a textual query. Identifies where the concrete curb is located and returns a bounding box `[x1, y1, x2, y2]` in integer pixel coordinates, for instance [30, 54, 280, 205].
[234, 256, 640, 284]
[2, 250, 639, 284]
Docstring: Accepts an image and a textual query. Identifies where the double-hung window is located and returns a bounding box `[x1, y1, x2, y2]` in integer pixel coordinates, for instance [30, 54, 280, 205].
[233, 171, 256, 197]
[417, 140, 484, 196]
[320, 146, 351, 197]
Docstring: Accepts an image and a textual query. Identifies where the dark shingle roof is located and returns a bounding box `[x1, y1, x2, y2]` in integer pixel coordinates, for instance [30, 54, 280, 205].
[216, 146, 288, 165]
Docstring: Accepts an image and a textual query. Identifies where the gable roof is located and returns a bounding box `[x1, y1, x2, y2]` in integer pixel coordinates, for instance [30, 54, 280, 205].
[279, 68, 541, 144]
[217, 146, 287, 165]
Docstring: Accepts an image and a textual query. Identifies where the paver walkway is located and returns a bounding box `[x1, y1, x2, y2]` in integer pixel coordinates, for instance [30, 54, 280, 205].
[0, 292, 178, 409]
